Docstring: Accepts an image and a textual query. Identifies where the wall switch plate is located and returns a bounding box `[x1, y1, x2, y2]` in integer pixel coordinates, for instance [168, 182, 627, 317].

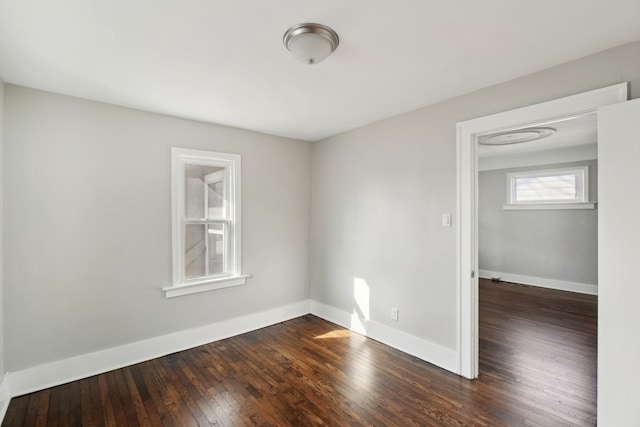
[442, 213, 452, 227]
[391, 307, 399, 321]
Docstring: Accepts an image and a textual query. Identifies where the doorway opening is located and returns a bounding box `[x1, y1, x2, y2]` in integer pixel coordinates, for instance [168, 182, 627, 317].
[475, 115, 600, 419]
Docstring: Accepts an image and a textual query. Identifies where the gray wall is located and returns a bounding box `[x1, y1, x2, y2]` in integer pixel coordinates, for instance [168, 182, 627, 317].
[3, 39, 640, 380]
[3, 85, 312, 371]
[311, 41, 640, 351]
[479, 161, 598, 285]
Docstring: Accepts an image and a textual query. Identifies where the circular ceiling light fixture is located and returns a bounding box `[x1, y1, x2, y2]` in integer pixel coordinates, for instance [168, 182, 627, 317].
[478, 127, 557, 146]
[283, 23, 339, 65]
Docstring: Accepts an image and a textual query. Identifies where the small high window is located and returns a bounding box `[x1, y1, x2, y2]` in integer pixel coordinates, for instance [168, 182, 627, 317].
[505, 166, 593, 210]
[165, 148, 247, 298]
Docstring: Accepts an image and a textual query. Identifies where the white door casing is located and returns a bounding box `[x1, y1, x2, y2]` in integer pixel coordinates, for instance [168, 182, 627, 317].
[456, 83, 628, 379]
[596, 97, 640, 426]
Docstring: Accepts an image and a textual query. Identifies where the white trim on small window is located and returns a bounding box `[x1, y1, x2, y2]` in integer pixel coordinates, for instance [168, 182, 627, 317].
[503, 202, 595, 210]
[164, 148, 248, 298]
[505, 166, 595, 210]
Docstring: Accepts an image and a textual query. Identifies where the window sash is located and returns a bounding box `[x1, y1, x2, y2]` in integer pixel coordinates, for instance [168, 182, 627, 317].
[183, 221, 230, 282]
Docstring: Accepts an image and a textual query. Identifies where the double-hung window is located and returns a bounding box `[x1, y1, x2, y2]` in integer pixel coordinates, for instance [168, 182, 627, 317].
[504, 166, 594, 210]
[165, 148, 247, 298]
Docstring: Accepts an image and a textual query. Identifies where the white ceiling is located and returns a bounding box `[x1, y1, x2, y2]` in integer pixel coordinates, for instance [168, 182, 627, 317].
[478, 114, 597, 158]
[1, 1, 639, 142]
[477, 114, 599, 170]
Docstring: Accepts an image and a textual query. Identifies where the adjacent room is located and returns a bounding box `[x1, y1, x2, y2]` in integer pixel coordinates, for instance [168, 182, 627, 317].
[1, 1, 639, 425]
[477, 117, 600, 422]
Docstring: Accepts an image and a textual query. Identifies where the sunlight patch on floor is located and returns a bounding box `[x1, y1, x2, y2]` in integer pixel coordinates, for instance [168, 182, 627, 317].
[314, 329, 352, 339]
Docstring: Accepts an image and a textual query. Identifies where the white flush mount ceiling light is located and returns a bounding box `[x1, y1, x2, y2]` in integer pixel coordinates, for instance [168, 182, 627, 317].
[478, 127, 557, 146]
[283, 23, 339, 65]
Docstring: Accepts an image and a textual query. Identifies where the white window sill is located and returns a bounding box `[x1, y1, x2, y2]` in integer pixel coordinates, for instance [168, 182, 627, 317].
[163, 274, 250, 298]
[503, 202, 596, 211]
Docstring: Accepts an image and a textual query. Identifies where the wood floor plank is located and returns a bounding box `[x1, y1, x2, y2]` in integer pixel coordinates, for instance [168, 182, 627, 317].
[44, 385, 60, 427]
[78, 379, 95, 427]
[87, 375, 105, 427]
[21, 394, 39, 427]
[96, 375, 119, 427]
[136, 362, 177, 427]
[2, 279, 597, 426]
[5, 394, 29, 427]
[33, 390, 51, 427]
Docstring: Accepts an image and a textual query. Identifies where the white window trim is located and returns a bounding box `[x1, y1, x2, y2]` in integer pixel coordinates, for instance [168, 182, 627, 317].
[164, 148, 247, 298]
[503, 202, 596, 210]
[505, 166, 592, 209]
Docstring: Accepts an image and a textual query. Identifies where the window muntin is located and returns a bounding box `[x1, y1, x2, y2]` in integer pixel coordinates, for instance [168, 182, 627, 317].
[170, 148, 243, 293]
[507, 166, 589, 205]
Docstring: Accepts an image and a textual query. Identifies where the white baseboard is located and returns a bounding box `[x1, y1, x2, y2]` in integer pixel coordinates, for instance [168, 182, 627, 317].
[479, 270, 598, 295]
[5, 297, 460, 406]
[8, 300, 311, 398]
[310, 300, 457, 374]
[0, 374, 10, 423]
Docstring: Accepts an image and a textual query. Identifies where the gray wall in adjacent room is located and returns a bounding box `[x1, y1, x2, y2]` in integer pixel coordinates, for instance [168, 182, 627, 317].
[479, 161, 598, 286]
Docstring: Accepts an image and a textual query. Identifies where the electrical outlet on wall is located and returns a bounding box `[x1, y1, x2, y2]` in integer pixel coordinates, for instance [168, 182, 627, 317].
[391, 307, 399, 321]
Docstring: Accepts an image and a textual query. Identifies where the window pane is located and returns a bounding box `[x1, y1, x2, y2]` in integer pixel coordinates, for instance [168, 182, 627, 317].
[207, 223, 225, 275]
[515, 174, 578, 202]
[184, 223, 226, 279]
[184, 164, 224, 218]
[185, 224, 206, 279]
[207, 180, 224, 218]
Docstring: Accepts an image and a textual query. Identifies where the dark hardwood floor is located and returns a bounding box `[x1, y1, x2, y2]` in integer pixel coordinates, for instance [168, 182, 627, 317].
[3, 279, 597, 426]
[478, 279, 597, 426]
